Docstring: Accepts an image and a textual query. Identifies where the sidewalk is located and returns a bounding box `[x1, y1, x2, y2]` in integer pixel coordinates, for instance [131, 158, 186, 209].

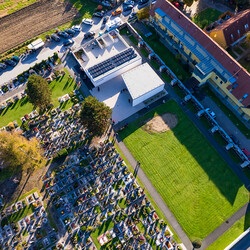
[113, 132, 194, 250]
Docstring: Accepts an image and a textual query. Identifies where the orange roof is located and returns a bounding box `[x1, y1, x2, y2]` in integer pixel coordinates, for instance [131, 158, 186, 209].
[149, 0, 250, 107]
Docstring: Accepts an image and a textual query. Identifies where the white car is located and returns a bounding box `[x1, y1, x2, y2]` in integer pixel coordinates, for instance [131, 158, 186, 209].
[205, 108, 216, 119]
[82, 18, 94, 25]
[72, 25, 81, 32]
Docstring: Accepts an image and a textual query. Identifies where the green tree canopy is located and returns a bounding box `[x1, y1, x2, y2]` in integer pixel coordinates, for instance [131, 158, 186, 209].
[80, 96, 112, 136]
[26, 74, 52, 110]
[0, 131, 46, 171]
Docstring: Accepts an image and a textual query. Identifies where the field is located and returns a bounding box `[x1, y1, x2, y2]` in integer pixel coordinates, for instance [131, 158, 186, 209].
[0, 0, 79, 53]
[119, 100, 249, 240]
[0, 0, 37, 17]
[207, 212, 250, 250]
[0, 69, 77, 128]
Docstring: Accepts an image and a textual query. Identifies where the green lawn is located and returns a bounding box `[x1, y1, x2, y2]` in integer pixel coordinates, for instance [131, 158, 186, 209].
[137, 28, 191, 82]
[207, 212, 250, 250]
[192, 8, 222, 29]
[119, 99, 249, 240]
[91, 218, 114, 249]
[118, 198, 127, 209]
[0, 68, 77, 128]
[7, 204, 35, 224]
[203, 86, 250, 138]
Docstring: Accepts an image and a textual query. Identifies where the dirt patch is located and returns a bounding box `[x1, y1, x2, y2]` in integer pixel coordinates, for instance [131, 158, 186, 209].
[0, 0, 79, 53]
[143, 113, 178, 133]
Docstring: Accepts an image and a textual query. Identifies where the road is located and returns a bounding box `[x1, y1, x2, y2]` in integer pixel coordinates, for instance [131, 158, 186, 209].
[0, 1, 146, 88]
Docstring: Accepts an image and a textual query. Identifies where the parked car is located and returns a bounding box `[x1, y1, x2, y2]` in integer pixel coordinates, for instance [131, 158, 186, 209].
[123, 4, 133, 11]
[205, 108, 216, 119]
[129, 12, 137, 20]
[230, 135, 240, 145]
[57, 31, 69, 38]
[123, 0, 134, 6]
[0, 63, 7, 70]
[102, 16, 109, 25]
[84, 31, 95, 39]
[65, 29, 75, 36]
[82, 18, 94, 25]
[138, 0, 149, 5]
[72, 25, 81, 32]
[5, 59, 16, 67]
[172, 1, 184, 8]
[63, 39, 74, 46]
[11, 56, 20, 62]
[112, 8, 122, 16]
[93, 12, 104, 18]
[51, 33, 60, 42]
[242, 149, 250, 159]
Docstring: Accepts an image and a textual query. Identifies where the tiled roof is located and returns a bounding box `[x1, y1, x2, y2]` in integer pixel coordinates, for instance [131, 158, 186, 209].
[149, 0, 250, 107]
[212, 9, 250, 47]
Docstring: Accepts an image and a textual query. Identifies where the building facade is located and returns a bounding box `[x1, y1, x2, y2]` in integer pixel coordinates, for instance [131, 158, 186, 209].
[149, 0, 250, 125]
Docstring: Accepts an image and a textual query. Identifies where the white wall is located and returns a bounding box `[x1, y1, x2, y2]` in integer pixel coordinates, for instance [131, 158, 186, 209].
[90, 57, 142, 87]
[132, 84, 165, 106]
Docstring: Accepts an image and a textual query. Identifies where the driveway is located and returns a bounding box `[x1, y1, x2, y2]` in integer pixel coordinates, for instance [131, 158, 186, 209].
[200, 96, 250, 152]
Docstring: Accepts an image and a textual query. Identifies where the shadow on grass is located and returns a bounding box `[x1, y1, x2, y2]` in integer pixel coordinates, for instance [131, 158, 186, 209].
[244, 206, 250, 231]
[118, 99, 244, 205]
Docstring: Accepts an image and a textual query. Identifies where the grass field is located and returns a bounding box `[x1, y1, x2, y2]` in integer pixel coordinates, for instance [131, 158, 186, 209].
[136, 28, 191, 82]
[119, 100, 249, 240]
[0, 69, 77, 128]
[207, 212, 250, 250]
[192, 8, 222, 29]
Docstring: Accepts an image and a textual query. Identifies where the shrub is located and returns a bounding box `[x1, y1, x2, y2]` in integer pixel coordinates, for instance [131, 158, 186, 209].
[192, 239, 201, 248]
[54, 148, 68, 160]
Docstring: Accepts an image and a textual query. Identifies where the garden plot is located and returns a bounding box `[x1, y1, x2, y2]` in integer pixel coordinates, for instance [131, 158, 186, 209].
[42, 140, 180, 249]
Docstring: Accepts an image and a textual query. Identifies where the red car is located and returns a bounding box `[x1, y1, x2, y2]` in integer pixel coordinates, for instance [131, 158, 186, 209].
[242, 148, 250, 159]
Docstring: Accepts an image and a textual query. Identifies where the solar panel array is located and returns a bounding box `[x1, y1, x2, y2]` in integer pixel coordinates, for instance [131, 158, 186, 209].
[88, 48, 137, 79]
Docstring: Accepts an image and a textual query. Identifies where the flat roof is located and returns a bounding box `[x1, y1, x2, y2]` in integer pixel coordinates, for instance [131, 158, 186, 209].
[122, 63, 165, 100]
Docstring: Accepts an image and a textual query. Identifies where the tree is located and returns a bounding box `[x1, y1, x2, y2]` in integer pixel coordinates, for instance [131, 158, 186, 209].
[26, 74, 52, 110]
[0, 131, 46, 171]
[80, 96, 112, 136]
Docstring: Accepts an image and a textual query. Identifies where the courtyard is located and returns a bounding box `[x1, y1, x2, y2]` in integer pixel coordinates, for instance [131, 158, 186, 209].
[118, 99, 249, 240]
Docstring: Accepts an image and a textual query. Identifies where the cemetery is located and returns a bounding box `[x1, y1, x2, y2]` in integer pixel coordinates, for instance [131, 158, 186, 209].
[42, 140, 179, 249]
[0, 192, 59, 249]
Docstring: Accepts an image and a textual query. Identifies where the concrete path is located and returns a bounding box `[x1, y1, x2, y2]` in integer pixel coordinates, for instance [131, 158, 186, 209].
[201, 202, 250, 249]
[200, 96, 250, 152]
[113, 132, 194, 250]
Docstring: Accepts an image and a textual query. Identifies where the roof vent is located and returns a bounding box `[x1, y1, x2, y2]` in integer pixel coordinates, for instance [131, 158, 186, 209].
[179, 15, 181, 19]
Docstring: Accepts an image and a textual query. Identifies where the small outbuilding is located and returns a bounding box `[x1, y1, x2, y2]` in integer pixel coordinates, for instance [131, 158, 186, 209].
[122, 63, 165, 106]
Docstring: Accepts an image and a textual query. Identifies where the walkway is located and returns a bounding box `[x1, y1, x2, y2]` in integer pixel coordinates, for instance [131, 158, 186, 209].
[113, 131, 194, 250]
[201, 202, 250, 249]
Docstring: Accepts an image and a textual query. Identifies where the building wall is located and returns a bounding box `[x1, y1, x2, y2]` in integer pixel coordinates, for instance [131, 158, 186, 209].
[133, 84, 165, 106]
[209, 30, 227, 49]
[151, 14, 250, 123]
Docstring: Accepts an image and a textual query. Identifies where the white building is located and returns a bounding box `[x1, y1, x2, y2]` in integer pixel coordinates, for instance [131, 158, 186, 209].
[72, 30, 142, 87]
[122, 63, 165, 106]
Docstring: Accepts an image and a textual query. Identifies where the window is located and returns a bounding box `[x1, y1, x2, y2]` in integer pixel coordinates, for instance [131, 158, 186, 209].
[237, 29, 240, 35]
[215, 76, 218, 80]
[231, 34, 234, 39]
[242, 94, 248, 100]
[245, 24, 249, 29]
[231, 83, 238, 90]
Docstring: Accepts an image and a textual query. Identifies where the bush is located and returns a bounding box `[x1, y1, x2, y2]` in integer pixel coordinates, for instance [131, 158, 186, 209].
[192, 239, 201, 248]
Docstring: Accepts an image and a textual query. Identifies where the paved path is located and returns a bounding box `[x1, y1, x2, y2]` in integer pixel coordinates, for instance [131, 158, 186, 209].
[113, 132, 194, 250]
[201, 202, 250, 249]
[200, 96, 250, 152]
